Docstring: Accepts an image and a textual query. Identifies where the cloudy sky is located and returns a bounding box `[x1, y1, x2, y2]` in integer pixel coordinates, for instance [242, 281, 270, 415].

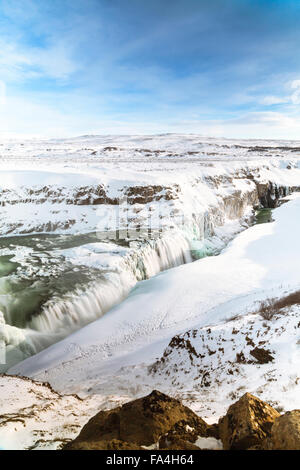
[1, 0, 300, 138]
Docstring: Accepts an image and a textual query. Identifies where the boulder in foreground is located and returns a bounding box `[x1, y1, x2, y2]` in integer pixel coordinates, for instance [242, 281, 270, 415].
[64, 390, 211, 450]
[218, 392, 280, 450]
[64, 390, 300, 450]
[269, 410, 300, 450]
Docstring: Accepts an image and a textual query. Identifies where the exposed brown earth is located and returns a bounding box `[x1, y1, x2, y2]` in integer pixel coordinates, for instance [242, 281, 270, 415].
[250, 347, 274, 364]
[255, 290, 300, 321]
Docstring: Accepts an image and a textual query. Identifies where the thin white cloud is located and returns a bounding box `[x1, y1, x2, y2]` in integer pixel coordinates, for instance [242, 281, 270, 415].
[0, 38, 78, 82]
[1, 91, 300, 141]
[261, 79, 300, 107]
[290, 80, 300, 104]
[201, 111, 300, 139]
[260, 95, 288, 105]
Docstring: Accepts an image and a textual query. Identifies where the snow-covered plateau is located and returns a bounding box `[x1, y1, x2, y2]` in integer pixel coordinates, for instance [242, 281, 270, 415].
[0, 134, 300, 449]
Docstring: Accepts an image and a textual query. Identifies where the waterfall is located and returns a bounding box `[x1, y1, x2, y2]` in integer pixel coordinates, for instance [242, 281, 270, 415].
[0, 230, 193, 371]
[28, 271, 135, 333]
[27, 231, 192, 334]
[0, 183, 262, 371]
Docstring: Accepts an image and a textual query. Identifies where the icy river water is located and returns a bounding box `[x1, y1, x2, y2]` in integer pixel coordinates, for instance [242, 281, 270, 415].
[0, 226, 194, 370]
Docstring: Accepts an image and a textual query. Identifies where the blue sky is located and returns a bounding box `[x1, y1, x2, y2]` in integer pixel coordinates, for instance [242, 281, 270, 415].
[1, 0, 300, 138]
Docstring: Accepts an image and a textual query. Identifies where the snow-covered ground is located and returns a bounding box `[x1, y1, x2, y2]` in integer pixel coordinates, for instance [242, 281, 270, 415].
[1, 134, 300, 449]
[0, 374, 114, 450]
[3, 193, 299, 448]
[1, 133, 300, 237]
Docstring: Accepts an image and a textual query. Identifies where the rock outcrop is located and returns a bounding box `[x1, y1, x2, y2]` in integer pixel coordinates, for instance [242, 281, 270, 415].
[65, 439, 144, 450]
[218, 393, 280, 450]
[269, 410, 300, 450]
[64, 390, 212, 450]
[158, 418, 219, 450]
[68, 389, 300, 451]
[249, 347, 274, 364]
[4, 378, 299, 451]
[256, 182, 289, 208]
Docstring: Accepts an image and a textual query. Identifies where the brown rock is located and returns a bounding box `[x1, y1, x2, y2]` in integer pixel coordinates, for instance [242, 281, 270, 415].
[270, 410, 300, 450]
[161, 438, 201, 450]
[218, 393, 280, 450]
[65, 439, 143, 450]
[158, 418, 212, 450]
[250, 347, 274, 364]
[64, 390, 209, 450]
[125, 185, 179, 204]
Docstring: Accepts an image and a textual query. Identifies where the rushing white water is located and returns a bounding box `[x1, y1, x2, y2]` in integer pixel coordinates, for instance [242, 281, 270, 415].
[29, 232, 192, 332]
[0, 230, 194, 371]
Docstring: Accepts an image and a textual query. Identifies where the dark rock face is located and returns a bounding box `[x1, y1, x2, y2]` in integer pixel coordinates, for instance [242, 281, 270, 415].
[64, 439, 143, 450]
[158, 418, 219, 450]
[63, 390, 210, 450]
[0, 185, 119, 207]
[125, 185, 179, 205]
[250, 347, 274, 364]
[218, 393, 280, 450]
[0, 184, 180, 208]
[256, 182, 289, 208]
